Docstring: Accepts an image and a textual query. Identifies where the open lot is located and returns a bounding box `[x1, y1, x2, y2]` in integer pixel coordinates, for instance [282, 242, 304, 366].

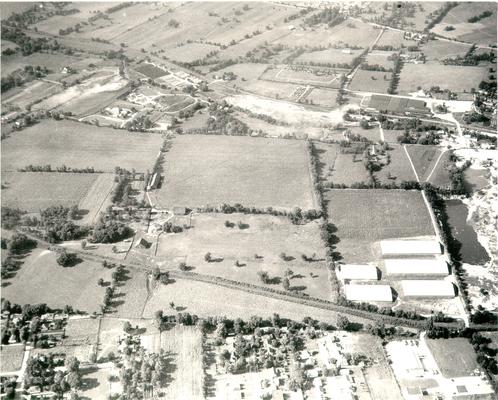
[1, 119, 163, 173]
[349, 69, 391, 93]
[1, 172, 99, 212]
[426, 338, 480, 378]
[0, 344, 25, 373]
[325, 189, 435, 240]
[153, 134, 315, 210]
[1, 249, 112, 313]
[154, 213, 330, 300]
[398, 63, 488, 94]
[364, 51, 395, 70]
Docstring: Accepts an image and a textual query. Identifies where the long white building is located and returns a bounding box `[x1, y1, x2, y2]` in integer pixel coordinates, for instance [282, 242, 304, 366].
[344, 284, 393, 302]
[401, 280, 455, 299]
[338, 264, 379, 281]
[384, 259, 448, 277]
[380, 240, 442, 257]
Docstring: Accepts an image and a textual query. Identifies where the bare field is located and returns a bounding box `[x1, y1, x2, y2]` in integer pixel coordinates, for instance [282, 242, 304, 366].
[1, 119, 163, 173]
[1, 249, 112, 313]
[325, 189, 435, 240]
[155, 213, 331, 300]
[1, 172, 98, 212]
[398, 63, 488, 94]
[153, 134, 315, 210]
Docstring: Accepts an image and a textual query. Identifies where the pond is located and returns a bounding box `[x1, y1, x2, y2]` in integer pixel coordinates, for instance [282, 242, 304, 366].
[445, 199, 490, 265]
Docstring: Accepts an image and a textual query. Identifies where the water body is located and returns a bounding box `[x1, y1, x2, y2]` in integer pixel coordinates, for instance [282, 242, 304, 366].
[445, 199, 490, 265]
[464, 168, 489, 194]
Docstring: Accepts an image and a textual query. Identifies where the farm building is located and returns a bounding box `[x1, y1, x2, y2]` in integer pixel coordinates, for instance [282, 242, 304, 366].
[384, 259, 449, 277]
[338, 264, 379, 281]
[401, 280, 455, 299]
[367, 94, 430, 116]
[344, 284, 393, 302]
[380, 240, 442, 257]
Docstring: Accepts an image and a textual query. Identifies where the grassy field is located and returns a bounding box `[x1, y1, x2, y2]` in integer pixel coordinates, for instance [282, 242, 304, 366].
[158, 326, 204, 400]
[325, 189, 435, 240]
[154, 213, 330, 300]
[1, 172, 98, 212]
[314, 142, 371, 186]
[2, 81, 63, 110]
[113, 268, 149, 319]
[78, 173, 116, 226]
[349, 70, 391, 93]
[364, 51, 395, 69]
[398, 63, 488, 94]
[1, 119, 163, 173]
[209, 63, 270, 83]
[420, 40, 472, 61]
[238, 79, 304, 101]
[405, 145, 443, 182]
[430, 3, 496, 46]
[0, 344, 25, 373]
[426, 338, 480, 378]
[427, 151, 453, 189]
[375, 29, 417, 49]
[181, 111, 210, 130]
[1, 249, 112, 313]
[374, 144, 418, 185]
[166, 42, 219, 63]
[305, 88, 339, 107]
[153, 134, 315, 210]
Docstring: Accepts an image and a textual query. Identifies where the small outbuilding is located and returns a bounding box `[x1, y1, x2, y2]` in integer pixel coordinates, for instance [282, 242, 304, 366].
[401, 280, 455, 299]
[380, 240, 442, 257]
[384, 259, 448, 277]
[344, 284, 393, 302]
[339, 264, 378, 281]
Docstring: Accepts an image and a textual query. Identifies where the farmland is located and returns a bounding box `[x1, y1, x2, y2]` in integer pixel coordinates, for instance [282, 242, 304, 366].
[153, 134, 315, 210]
[295, 48, 361, 67]
[349, 70, 391, 93]
[1, 249, 112, 313]
[374, 144, 418, 185]
[398, 63, 488, 94]
[1, 172, 98, 212]
[405, 144, 444, 182]
[134, 63, 169, 79]
[154, 213, 330, 300]
[1, 119, 163, 173]
[0, 344, 25, 373]
[425, 338, 480, 378]
[166, 42, 219, 63]
[260, 66, 343, 88]
[325, 189, 435, 240]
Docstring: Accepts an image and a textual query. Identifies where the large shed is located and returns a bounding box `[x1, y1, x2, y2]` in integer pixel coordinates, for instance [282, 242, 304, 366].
[339, 264, 379, 281]
[401, 280, 455, 299]
[344, 284, 393, 302]
[384, 259, 448, 277]
[380, 240, 442, 257]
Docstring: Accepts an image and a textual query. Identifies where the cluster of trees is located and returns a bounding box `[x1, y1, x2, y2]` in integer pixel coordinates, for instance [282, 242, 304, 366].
[284, 7, 313, 23]
[1, 64, 50, 93]
[56, 249, 78, 267]
[91, 217, 132, 243]
[361, 63, 393, 72]
[125, 114, 154, 132]
[163, 222, 184, 233]
[1, 26, 60, 56]
[304, 7, 345, 28]
[19, 164, 99, 173]
[442, 45, 496, 66]
[468, 10, 493, 23]
[426, 2, 458, 30]
[1, 207, 24, 229]
[387, 54, 402, 94]
[235, 107, 289, 126]
[462, 111, 491, 126]
[106, 2, 132, 14]
[206, 101, 249, 135]
[397, 130, 441, 145]
[39, 206, 87, 243]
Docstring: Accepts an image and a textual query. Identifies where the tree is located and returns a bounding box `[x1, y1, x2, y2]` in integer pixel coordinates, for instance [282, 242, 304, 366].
[337, 315, 350, 331]
[204, 252, 212, 262]
[56, 250, 77, 267]
[154, 310, 163, 328]
[360, 118, 370, 129]
[257, 270, 269, 284]
[282, 277, 290, 291]
[98, 278, 104, 286]
[65, 356, 80, 373]
[81, 240, 86, 249]
[152, 266, 161, 280]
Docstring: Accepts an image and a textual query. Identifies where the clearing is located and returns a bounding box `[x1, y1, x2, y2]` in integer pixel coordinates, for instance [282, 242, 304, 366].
[425, 338, 480, 378]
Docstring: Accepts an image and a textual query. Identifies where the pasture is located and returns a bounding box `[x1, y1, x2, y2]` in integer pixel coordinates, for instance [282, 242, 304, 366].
[364, 51, 395, 69]
[1, 172, 98, 212]
[426, 338, 480, 378]
[325, 189, 435, 240]
[398, 63, 488, 94]
[166, 42, 219, 63]
[427, 151, 453, 189]
[295, 48, 361, 67]
[374, 144, 418, 185]
[155, 213, 331, 300]
[349, 70, 391, 93]
[420, 40, 471, 61]
[314, 142, 371, 186]
[375, 29, 417, 49]
[1, 119, 163, 173]
[153, 134, 315, 210]
[305, 88, 339, 107]
[78, 173, 116, 225]
[2, 81, 63, 110]
[113, 268, 149, 319]
[239, 79, 304, 101]
[1, 249, 112, 313]
[210, 63, 270, 83]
